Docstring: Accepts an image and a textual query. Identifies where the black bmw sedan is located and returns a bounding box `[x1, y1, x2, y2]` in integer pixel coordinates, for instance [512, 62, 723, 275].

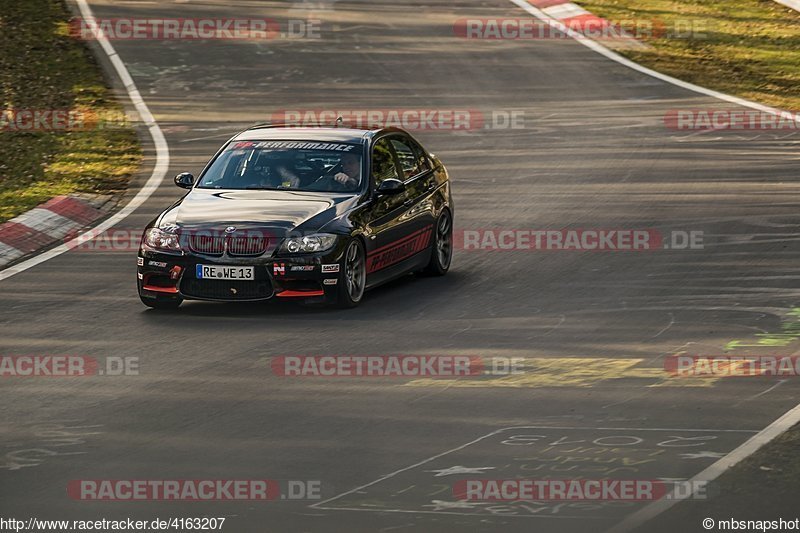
[137, 125, 453, 309]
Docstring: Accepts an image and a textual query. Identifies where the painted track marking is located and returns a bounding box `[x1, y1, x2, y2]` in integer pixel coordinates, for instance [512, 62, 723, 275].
[310, 425, 758, 517]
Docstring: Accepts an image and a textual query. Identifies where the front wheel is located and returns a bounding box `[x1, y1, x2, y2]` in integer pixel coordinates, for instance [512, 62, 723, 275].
[422, 210, 453, 276]
[336, 239, 366, 308]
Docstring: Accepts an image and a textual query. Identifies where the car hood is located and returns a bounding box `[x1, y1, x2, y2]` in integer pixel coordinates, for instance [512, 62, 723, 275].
[159, 188, 355, 234]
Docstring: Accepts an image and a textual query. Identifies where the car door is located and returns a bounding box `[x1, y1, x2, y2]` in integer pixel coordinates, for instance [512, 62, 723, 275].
[362, 136, 432, 285]
[388, 133, 437, 233]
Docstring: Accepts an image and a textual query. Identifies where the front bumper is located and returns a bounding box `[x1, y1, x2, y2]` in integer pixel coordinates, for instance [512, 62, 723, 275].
[137, 243, 346, 303]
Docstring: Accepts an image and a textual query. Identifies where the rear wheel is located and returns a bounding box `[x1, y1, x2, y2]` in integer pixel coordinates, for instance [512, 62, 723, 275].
[140, 295, 183, 310]
[423, 210, 452, 276]
[336, 239, 366, 308]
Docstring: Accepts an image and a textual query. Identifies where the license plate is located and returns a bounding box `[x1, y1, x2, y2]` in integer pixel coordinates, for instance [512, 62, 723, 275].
[196, 264, 254, 281]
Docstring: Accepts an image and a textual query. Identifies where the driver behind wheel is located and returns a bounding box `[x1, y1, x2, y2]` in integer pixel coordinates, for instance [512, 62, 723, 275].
[332, 152, 361, 189]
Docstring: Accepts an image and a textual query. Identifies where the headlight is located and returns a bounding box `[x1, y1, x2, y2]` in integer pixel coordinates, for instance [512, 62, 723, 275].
[142, 227, 182, 253]
[280, 233, 338, 254]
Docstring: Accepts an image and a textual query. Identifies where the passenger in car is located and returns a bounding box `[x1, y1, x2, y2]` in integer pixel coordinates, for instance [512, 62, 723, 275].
[274, 162, 301, 188]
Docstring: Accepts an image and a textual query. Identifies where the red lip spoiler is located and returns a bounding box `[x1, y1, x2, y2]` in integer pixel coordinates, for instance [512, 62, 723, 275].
[142, 285, 179, 294]
[142, 272, 180, 294]
[276, 290, 325, 298]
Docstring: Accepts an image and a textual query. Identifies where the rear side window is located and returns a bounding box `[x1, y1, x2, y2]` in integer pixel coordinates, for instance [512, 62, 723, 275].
[371, 138, 400, 185]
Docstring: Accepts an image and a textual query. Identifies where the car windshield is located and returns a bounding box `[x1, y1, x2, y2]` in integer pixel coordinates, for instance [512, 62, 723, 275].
[196, 140, 364, 193]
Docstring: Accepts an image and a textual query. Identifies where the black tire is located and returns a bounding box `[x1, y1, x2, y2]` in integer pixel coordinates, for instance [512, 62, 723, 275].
[423, 210, 453, 276]
[140, 295, 183, 310]
[336, 239, 366, 308]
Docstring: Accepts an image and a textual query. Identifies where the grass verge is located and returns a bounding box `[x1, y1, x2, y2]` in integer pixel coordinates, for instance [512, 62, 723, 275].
[574, 0, 800, 111]
[0, 0, 141, 223]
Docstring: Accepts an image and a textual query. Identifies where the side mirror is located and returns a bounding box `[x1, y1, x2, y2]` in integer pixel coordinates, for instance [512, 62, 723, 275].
[174, 172, 195, 189]
[376, 178, 405, 196]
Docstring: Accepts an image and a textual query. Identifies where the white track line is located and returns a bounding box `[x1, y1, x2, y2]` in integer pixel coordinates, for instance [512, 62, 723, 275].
[775, 0, 800, 13]
[607, 404, 800, 533]
[0, 0, 169, 282]
[503, 1, 800, 530]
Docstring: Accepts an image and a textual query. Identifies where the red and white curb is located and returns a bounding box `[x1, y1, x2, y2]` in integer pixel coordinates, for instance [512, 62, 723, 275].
[0, 196, 106, 267]
[527, 0, 648, 49]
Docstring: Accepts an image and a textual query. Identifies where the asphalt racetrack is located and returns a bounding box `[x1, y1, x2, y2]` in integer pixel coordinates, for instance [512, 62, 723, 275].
[2, 1, 800, 531]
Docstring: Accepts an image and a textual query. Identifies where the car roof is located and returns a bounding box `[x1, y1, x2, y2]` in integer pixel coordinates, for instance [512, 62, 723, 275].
[231, 125, 405, 144]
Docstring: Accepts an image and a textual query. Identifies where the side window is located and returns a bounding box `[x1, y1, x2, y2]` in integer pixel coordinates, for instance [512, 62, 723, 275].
[371, 138, 400, 186]
[412, 141, 431, 173]
[390, 137, 430, 179]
